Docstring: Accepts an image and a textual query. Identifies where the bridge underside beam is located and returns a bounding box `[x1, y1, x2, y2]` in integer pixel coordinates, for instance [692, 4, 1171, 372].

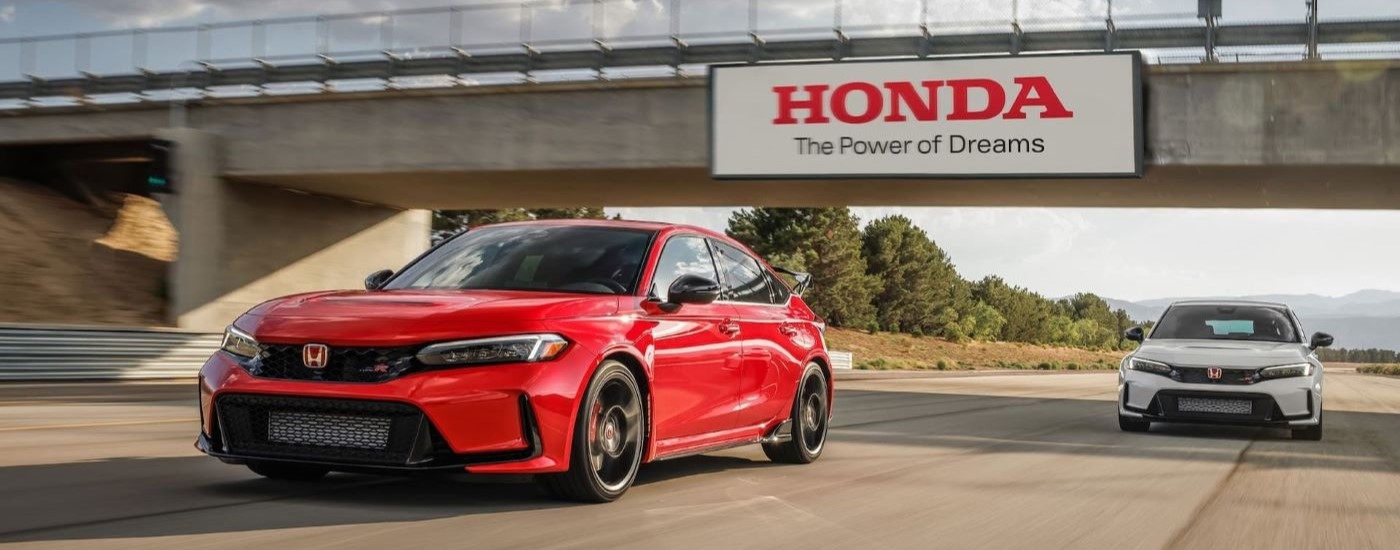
[236, 165, 1400, 210]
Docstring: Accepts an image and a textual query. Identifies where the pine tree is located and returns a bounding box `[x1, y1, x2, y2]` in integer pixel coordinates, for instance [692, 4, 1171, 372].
[861, 215, 960, 335]
[727, 208, 877, 328]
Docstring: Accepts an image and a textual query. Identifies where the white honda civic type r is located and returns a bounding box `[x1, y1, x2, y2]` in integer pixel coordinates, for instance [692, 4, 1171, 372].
[1117, 300, 1331, 440]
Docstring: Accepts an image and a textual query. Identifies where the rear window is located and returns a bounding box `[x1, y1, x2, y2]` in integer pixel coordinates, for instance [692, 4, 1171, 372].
[1150, 305, 1300, 343]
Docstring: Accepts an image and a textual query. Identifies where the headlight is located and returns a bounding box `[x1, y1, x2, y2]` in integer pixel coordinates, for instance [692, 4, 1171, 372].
[1128, 357, 1172, 376]
[416, 334, 569, 366]
[1259, 363, 1313, 379]
[221, 325, 261, 359]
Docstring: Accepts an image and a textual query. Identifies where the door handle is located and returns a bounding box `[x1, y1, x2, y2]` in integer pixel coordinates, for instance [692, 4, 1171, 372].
[719, 319, 741, 336]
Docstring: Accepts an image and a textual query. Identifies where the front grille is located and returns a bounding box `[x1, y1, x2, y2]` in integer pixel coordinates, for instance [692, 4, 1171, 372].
[216, 394, 435, 465]
[248, 344, 418, 383]
[1173, 366, 1259, 386]
[1153, 391, 1281, 423]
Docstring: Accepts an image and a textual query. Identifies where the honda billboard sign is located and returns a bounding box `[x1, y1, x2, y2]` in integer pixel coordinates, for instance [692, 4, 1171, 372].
[708, 52, 1143, 179]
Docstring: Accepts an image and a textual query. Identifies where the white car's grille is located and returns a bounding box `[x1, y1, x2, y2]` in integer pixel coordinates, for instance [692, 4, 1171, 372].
[1177, 397, 1253, 415]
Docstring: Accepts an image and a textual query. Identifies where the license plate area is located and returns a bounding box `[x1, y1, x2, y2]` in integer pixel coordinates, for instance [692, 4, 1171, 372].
[1177, 397, 1253, 415]
[267, 411, 391, 450]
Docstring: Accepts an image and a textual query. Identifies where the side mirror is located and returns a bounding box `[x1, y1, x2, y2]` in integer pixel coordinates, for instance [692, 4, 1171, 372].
[656, 275, 722, 312]
[1125, 327, 1145, 343]
[364, 269, 394, 290]
[1310, 332, 1334, 350]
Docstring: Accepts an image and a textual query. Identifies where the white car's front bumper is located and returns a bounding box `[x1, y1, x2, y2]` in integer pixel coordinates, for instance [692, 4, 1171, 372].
[1119, 368, 1322, 427]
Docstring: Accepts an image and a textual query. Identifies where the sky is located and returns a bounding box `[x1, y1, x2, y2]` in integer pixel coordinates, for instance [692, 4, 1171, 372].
[6, 0, 1400, 302]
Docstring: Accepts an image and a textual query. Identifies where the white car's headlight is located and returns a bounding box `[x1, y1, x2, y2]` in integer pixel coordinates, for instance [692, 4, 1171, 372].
[1259, 363, 1313, 379]
[1128, 357, 1172, 375]
[221, 325, 261, 359]
[416, 334, 569, 366]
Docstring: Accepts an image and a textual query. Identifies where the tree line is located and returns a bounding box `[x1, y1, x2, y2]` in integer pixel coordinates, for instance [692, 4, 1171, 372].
[1317, 348, 1400, 364]
[727, 208, 1147, 351]
[434, 207, 1147, 351]
[432, 207, 612, 242]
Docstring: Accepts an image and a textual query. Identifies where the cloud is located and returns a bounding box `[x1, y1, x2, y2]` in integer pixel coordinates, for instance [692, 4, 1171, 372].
[0, 4, 15, 24]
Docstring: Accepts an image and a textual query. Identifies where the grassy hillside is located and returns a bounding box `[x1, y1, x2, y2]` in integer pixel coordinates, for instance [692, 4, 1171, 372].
[0, 179, 174, 326]
[826, 328, 1124, 371]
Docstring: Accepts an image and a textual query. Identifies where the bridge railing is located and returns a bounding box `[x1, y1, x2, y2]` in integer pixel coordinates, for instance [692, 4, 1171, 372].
[3, 0, 1400, 107]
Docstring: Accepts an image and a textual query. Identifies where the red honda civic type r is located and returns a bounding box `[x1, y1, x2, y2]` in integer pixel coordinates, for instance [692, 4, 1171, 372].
[196, 220, 832, 502]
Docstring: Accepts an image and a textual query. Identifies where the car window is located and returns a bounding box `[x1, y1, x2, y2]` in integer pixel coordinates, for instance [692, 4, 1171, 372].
[388, 225, 653, 295]
[1150, 305, 1301, 343]
[651, 236, 720, 303]
[712, 241, 774, 304]
[766, 271, 791, 304]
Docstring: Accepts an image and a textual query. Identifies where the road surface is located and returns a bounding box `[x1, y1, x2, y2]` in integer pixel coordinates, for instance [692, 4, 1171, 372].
[1, 370, 1398, 549]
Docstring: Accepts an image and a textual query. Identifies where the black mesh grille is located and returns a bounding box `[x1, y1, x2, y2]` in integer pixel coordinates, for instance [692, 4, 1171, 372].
[1172, 366, 1260, 386]
[248, 344, 418, 383]
[216, 394, 431, 465]
[1153, 391, 1279, 422]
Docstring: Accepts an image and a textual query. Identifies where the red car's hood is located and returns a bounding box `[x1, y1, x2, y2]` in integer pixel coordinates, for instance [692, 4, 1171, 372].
[238, 289, 619, 346]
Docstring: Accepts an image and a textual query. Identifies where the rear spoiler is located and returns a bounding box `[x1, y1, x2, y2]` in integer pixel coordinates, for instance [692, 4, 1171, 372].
[773, 266, 812, 296]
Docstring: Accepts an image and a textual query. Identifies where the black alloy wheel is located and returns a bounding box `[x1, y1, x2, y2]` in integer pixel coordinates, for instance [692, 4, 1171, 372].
[763, 362, 828, 464]
[537, 360, 644, 502]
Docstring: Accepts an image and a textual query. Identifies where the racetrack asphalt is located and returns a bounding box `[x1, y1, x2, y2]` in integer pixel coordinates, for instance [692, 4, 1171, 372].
[1, 370, 1398, 549]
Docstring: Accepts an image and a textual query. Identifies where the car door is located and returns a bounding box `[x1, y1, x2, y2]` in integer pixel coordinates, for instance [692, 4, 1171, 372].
[645, 235, 743, 447]
[711, 241, 806, 431]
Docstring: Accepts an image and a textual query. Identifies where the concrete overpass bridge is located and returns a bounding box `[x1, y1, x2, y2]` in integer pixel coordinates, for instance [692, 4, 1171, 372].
[4, 55, 1400, 330]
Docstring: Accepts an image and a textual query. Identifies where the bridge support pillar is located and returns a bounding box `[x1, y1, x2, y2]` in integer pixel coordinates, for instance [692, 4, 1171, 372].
[155, 128, 430, 332]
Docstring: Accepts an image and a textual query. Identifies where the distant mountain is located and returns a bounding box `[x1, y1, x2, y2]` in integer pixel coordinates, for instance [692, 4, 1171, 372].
[1102, 298, 1165, 324]
[1103, 290, 1400, 350]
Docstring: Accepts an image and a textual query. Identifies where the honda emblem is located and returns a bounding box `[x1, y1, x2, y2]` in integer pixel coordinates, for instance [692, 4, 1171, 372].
[1206, 367, 1223, 380]
[303, 344, 329, 369]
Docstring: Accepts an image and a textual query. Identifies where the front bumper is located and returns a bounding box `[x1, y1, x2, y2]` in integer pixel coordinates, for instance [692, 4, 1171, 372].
[1119, 368, 1321, 427]
[197, 350, 591, 474]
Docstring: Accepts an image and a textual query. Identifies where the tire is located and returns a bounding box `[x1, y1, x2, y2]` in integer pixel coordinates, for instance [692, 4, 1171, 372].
[247, 461, 329, 481]
[1118, 414, 1151, 433]
[762, 363, 829, 464]
[536, 360, 645, 503]
[1293, 415, 1323, 441]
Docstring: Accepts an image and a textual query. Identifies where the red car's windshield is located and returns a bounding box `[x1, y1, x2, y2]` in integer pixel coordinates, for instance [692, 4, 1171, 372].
[386, 225, 655, 295]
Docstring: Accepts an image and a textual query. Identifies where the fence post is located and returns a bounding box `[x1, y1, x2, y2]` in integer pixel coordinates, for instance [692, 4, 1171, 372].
[19, 37, 32, 76]
[382, 12, 394, 50]
[1010, 0, 1021, 55]
[316, 16, 329, 55]
[593, 0, 603, 42]
[1105, 0, 1115, 52]
[252, 21, 265, 58]
[133, 30, 146, 71]
[196, 25, 210, 62]
[670, 0, 680, 36]
[76, 34, 90, 73]
[450, 7, 462, 47]
[1306, 0, 1319, 60]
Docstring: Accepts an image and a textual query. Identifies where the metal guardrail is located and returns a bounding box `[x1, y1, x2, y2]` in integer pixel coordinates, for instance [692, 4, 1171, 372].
[4, 0, 1400, 107]
[0, 323, 856, 380]
[0, 325, 219, 381]
[830, 351, 854, 370]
